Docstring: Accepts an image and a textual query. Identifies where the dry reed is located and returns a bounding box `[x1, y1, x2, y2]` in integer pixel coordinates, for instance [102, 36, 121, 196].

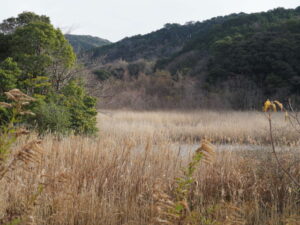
[98, 110, 298, 145]
[0, 110, 300, 225]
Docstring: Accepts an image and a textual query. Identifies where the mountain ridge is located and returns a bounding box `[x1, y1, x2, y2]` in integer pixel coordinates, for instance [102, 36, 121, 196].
[65, 34, 111, 54]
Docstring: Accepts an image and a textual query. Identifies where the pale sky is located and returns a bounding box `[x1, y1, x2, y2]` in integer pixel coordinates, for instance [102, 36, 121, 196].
[1, 0, 299, 42]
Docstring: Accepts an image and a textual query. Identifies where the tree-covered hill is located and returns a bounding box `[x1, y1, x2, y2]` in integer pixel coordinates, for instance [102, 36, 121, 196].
[87, 6, 300, 109]
[157, 7, 300, 72]
[90, 7, 300, 65]
[90, 19, 229, 62]
[65, 34, 111, 54]
[156, 7, 300, 101]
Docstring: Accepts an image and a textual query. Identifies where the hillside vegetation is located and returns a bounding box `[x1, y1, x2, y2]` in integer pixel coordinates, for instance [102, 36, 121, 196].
[65, 34, 111, 54]
[91, 22, 217, 62]
[157, 7, 300, 102]
[87, 7, 300, 109]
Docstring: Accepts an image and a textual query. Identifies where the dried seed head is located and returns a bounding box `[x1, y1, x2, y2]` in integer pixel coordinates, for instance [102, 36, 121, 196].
[196, 139, 216, 164]
[17, 140, 43, 164]
[5, 89, 35, 102]
[274, 100, 283, 111]
[20, 96, 35, 102]
[15, 128, 30, 137]
[8, 89, 26, 97]
[20, 111, 36, 116]
[4, 91, 16, 101]
[0, 102, 13, 108]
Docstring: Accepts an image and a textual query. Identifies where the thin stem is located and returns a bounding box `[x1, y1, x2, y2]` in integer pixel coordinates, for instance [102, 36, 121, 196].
[268, 112, 300, 188]
[287, 100, 300, 134]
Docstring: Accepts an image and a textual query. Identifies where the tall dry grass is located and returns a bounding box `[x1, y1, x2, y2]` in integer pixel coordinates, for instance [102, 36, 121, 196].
[1, 110, 300, 225]
[99, 110, 298, 145]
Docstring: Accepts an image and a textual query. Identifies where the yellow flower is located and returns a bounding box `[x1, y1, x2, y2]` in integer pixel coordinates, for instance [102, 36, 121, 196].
[263, 99, 272, 112]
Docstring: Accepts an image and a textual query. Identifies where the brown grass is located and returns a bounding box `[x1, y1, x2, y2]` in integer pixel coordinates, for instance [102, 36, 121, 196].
[99, 110, 299, 145]
[1, 110, 300, 225]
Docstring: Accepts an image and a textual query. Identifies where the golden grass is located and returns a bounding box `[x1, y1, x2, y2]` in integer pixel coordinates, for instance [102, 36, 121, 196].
[99, 110, 298, 145]
[1, 110, 300, 225]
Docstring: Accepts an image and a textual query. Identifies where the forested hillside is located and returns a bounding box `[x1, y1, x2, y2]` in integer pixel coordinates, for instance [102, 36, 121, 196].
[86, 6, 300, 109]
[157, 7, 300, 99]
[90, 7, 299, 63]
[65, 34, 110, 53]
[90, 19, 226, 62]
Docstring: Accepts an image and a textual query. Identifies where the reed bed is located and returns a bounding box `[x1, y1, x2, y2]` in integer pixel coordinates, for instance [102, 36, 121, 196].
[1, 110, 300, 225]
[99, 110, 299, 145]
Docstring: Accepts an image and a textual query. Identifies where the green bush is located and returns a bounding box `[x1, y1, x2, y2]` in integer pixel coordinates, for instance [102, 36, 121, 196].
[33, 101, 71, 135]
[61, 80, 98, 135]
[93, 69, 111, 81]
[30, 80, 98, 136]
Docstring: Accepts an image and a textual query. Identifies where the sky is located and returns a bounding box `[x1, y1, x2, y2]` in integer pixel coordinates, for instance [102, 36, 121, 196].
[1, 0, 299, 42]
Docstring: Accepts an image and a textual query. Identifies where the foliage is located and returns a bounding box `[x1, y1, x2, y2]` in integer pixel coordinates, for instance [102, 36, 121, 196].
[0, 58, 21, 97]
[206, 19, 300, 99]
[61, 81, 98, 135]
[0, 11, 50, 34]
[0, 11, 76, 94]
[29, 80, 98, 136]
[0, 12, 97, 135]
[33, 101, 71, 135]
[10, 20, 76, 92]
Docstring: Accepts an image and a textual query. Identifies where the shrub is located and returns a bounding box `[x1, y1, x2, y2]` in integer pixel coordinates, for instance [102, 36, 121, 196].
[61, 80, 98, 135]
[30, 80, 98, 136]
[33, 101, 71, 135]
[93, 69, 111, 81]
